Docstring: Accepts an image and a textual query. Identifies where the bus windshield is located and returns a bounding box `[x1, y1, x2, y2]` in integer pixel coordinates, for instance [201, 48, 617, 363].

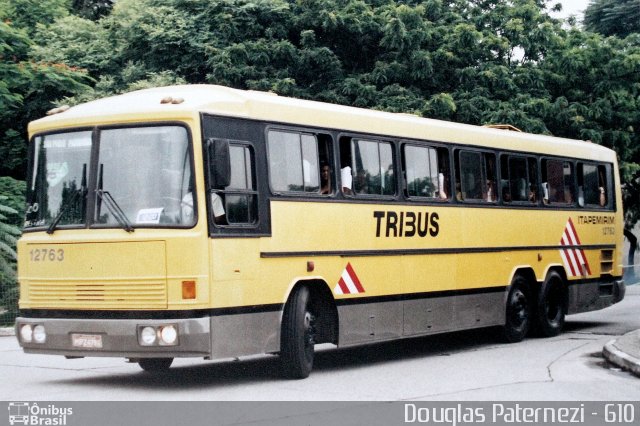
[26, 125, 195, 230]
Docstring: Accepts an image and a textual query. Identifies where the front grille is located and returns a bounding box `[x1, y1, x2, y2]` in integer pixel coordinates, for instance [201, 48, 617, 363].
[28, 278, 167, 309]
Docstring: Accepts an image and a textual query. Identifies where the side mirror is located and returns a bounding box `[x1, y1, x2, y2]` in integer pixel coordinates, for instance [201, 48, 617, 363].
[207, 138, 231, 188]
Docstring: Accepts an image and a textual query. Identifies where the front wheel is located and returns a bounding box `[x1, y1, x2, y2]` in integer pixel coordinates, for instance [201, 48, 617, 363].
[502, 276, 531, 343]
[138, 357, 173, 373]
[280, 286, 316, 379]
[535, 271, 566, 337]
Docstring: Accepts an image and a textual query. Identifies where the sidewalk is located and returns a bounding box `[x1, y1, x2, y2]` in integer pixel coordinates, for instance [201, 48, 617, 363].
[603, 278, 640, 377]
[603, 329, 640, 377]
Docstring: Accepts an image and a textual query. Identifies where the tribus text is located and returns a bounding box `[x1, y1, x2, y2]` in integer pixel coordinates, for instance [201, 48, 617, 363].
[374, 211, 439, 238]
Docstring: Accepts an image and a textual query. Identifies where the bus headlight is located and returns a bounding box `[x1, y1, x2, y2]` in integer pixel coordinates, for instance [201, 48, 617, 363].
[159, 325, 178, 346]
[19, 324, 33, 343]
[138, 324, 179, 346]
[139, 326, 157, 346]
[32, 325, 47, 344]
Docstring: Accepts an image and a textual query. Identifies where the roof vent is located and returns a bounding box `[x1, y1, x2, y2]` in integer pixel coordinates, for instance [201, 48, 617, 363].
[46, 105, 70, 116]
[247, 90, 278, 97]
[160, 97, 184, 105]
[484, 124, 522, 132]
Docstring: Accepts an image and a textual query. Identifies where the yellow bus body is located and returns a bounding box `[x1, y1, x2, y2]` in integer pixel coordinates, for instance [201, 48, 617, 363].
[16, 85, 625, 376]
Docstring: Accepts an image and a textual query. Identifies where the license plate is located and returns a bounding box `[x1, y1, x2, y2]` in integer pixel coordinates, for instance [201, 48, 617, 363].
[71, 333, 103, 349]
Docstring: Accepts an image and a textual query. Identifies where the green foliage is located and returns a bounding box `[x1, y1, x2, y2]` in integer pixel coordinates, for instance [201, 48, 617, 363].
[423, 93, 457, 119]
[0, 14, 92, 179]
[0, 0, 639, 227]
[621, 163, 640, 227]
[0, 195, 20, 271]
[0, 189, 22, 319]
[0, 177, 24, 321]
[0, 0, 71, 37]
[584, 0, 640, 38]
[31, 15, 111, 75]
[0, 177, 26, 228]
[0, 21, 31, 111]
[71, 0, 114, 21]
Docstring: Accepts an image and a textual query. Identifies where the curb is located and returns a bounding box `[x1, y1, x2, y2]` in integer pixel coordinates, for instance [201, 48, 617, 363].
[0, 327, 15, 337]
[603, 336, 640, 378]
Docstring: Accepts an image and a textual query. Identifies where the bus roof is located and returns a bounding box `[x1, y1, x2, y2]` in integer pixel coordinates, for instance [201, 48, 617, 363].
[29, 84, 615, 162]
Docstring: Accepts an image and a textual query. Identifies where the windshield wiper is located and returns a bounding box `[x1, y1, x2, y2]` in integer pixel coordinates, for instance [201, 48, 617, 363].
[46, 188, 86, 234]
[47, 164, 87, 235]
[95, 190, 134, 232]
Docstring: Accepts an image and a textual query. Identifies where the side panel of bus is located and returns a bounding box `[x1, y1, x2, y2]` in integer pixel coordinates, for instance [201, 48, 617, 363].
[202, 115, 624, 358]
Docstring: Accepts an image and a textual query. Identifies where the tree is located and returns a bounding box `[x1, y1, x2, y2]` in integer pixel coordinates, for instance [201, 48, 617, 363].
[0, 0, 71, 37]
[3, 0, 640, 228]
[0, 177, 24, 323]
[584, 0, 640, 38]
[0, 8, 91, 179]
[0, 195, 20, 276]
[71, 0, 114, 21]
[0, 193, 21, 318]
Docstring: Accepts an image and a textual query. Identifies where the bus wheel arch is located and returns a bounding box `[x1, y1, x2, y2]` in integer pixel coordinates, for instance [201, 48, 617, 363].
[534, 268, 568, 337]
[508, 267, 538, 295]
[280, 279, 338, 379]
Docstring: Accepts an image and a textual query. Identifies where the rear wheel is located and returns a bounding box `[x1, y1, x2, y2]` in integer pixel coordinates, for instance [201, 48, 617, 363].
[138, 357, 173, 373]
[535, 271, 566, 337]
[502, 276, 531, 343]
[280, 286, 316, 379]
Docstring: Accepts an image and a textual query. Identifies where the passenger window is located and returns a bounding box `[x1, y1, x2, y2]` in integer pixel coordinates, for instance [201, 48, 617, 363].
[500, 155, 538, 203]
[213, 144, 258, 225]
[317, 135, 334, 195]
[403, 145, 450, 200]
[578, 163, 608, 208]
[267, 130, 320, 193]
[353, 139, 395, 196]
[542, 159, 574, 205]
[227, 145, 258, 223]
[455, 150, 496, 202]
[339, 137, 353, 194]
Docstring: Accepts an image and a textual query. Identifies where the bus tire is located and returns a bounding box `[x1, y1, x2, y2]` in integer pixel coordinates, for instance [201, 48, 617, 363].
[535, 271, 566, 337]
[502, 275, 531, 343]
[280, 285, 315, 379]
[138, 357, 173, 373]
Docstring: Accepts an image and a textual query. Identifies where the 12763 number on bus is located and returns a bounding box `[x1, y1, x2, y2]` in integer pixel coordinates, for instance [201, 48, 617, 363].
[29, 248, 64, 262]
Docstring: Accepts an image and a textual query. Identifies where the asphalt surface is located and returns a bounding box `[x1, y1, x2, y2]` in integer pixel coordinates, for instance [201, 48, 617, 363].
[3, 327, 639, 377]
[3, 284, 640, 378]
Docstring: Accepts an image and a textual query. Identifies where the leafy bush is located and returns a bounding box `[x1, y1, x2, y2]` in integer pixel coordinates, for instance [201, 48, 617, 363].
[0, 177, 24, 325]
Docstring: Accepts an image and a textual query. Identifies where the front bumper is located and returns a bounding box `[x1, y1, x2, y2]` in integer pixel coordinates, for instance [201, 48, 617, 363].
[15, 316, 211, 358]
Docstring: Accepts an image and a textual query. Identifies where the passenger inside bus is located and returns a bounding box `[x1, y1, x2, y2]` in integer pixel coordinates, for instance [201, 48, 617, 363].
[354, 169, 369, 194]
[211, 192, 226, 224]
[529, 184, 537, 203]
[502, 187, 511, 202]
[341, 166, 352, 194]
[598, 169, 607, 207]
[320, 163, 331, 194]
[564, 188, 574, 204]
[438, 172, 448, 199]
[485, 179, 495, 202]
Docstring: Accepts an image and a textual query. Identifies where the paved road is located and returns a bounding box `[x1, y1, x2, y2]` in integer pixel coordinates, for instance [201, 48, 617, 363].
[1, 285, 638, 401]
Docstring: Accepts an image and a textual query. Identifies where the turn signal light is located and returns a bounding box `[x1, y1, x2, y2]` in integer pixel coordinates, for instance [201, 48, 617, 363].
[182, 280, 196, 300]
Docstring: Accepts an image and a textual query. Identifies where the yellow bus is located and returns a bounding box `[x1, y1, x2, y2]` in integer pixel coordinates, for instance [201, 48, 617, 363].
[15, 85, 625, 378]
